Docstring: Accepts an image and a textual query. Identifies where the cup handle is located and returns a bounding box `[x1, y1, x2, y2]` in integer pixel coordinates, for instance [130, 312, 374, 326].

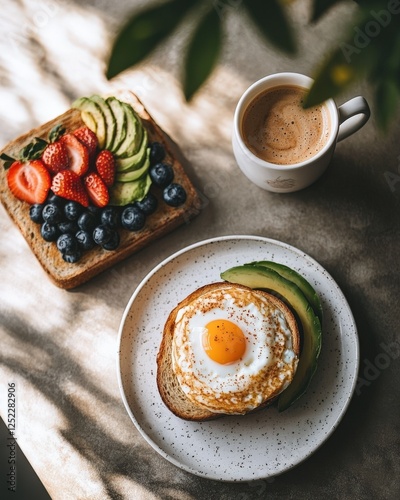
[337, 96, 370, 142]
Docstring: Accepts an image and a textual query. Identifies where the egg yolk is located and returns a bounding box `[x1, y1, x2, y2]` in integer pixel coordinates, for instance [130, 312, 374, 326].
[202, 319, 246, 364]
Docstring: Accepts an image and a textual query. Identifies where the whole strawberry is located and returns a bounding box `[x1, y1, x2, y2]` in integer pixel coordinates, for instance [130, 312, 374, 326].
[41, 124, 69, 174]
[42, 142, 69, 174]
[52, 170, 89, 207]
[95, 150, 115, 187]
[73, 127, 98, 159]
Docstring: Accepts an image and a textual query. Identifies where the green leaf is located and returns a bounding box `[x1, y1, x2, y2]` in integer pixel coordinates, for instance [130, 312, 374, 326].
[0, 153, 15, 162]
[304, 34, 378, 107]
[19, 142, 36, 161]
[0, 153, 16, 169]
[48, 124, 65, 143]
[30, 140, 47, 160]
[383, 27, 400, 75]
[374, 78, 399, 131]
[310, 5, 400, 128]
[107, 0, 199, 79]
[303, 52, 357, 108]
[183, 8, 223, 100]
[311, 0, 344, 22]
[33, 137, 48, 149]
[18, 138, 47, 162]
[244, 0, 296, 55]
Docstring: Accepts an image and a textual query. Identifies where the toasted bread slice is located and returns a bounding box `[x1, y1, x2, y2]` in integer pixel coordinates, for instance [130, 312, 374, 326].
[156, 282, 300, 421]
[0, 91, 202, 288]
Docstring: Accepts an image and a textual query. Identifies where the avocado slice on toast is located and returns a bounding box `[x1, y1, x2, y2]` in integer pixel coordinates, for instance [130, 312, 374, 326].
[72, 97, 107, 148]
[116, 129, 148, 172]
[106, 96, 127, 152]
[113, 103, 143, 158]
[109, 173, 152, 206]
[89, 95, 116, 150]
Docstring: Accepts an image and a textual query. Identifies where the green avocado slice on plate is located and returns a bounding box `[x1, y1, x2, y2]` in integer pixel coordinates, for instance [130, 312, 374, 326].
[246, 260, 323, 323]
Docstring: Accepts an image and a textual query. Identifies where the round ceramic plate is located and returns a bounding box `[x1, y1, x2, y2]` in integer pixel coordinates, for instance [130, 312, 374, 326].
[117, 235, 359, 482]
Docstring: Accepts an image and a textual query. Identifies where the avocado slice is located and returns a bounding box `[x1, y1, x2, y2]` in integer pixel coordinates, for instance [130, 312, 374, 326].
[247, 261, 323, 323]
[81, 111, 97, 133]
[89, 95, 116, 150]
[106, 96, 127, 152]
[116, 149, 150, 182]
[109, 173, 152, 206]
[116, 130, 148, 172]
[113, 103, 143, 158]
[72, 97, 106, 148]
[220, 264, 322, 411]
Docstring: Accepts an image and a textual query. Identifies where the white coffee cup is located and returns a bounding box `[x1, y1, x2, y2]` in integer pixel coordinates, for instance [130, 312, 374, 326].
[232, 72, 370, 193]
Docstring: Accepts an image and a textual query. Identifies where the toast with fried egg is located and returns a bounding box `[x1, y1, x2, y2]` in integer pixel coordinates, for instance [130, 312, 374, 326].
[156, 282, 300, 421]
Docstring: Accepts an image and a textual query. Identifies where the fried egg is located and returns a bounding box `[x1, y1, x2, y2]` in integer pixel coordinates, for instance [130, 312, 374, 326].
[171, 283, 299, 415]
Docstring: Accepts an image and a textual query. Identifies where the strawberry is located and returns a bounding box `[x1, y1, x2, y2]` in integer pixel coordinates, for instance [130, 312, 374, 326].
[40, 124, 69, 173]
[6, 159, 51, 204]
[83, 172, 109, 208]
[60, 133, 89, 176]
[52, 170, 89, 207]
[95, 150, 115, 187]
[42, 141, 69, 174]
[73, 127, 98, 159]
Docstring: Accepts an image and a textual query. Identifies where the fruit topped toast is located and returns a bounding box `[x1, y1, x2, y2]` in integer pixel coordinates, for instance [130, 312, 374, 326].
[0, 91, 202, 288]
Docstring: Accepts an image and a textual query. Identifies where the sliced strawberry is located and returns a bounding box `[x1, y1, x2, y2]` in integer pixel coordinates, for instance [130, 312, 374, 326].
[7, 159, 51, 204]
[95, 150, 115, 187]
[42, 141, 69, 174]
[52, 170, 89, 207]
[83, 172, 109, 208]
[60, 133, 89, 176]
[73, 127, 98, 159]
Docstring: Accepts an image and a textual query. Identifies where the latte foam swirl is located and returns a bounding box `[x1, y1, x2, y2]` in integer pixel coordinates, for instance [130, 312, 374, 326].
[242, 85, 330, 166]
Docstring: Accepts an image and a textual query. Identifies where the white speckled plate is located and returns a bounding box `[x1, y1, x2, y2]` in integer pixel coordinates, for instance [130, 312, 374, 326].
[117, 235, 359, 482]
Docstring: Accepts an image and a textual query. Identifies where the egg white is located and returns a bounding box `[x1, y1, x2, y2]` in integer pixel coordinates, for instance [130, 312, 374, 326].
[171, 285, 297, 414]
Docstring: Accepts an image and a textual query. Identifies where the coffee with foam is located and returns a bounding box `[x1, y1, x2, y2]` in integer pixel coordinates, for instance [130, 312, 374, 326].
[242, 85, 331, 166]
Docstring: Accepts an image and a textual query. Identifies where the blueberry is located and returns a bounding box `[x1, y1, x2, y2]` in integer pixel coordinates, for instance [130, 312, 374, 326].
[162, 183, 187, 207]
[41, 222, 60, 242]
[149, 162, 174, 188]
[102, 230, 120, 251]
[62, 249, 82, 263]
[149, 142, 165, 164]
[135, 192, 158, 215]
[78, 211, 97, 232]
[88, 205, 102, 221]
[56, 233, 78, 254]
[46, 191, 65, 207]
[100, 206, 120, 229]
[64, 201, 84, 221]
[121, 205, 146, 232]
[76, 230, 95, 251]
[93, 224, 113, 245]
[58, 220, 79, 234]
[30, 203, 44, 223]
[42, 202, 62, 224]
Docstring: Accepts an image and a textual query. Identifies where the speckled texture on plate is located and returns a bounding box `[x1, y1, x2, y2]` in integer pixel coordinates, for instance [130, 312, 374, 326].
[117, 235, 359, 482]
